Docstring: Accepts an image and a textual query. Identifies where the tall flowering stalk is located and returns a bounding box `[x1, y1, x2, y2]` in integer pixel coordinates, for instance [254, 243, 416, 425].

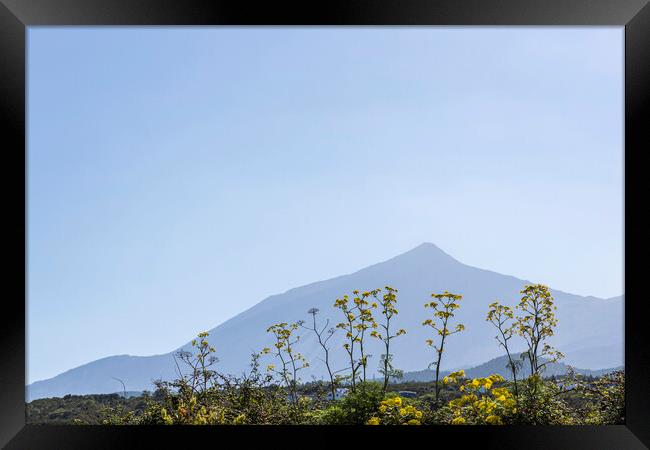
[262, 322, 309, 405]
[369, 286, 406, 393]
[334, 289, 378, 390]
[486, 301, 520, 397]
[174, 331, 218, 395]
[298, 308, 338, 401]
[355, 290, 378, 382]
[423, 291, 465, 404]
[515, 284, 563, 376]
[334, 294, 360, 390]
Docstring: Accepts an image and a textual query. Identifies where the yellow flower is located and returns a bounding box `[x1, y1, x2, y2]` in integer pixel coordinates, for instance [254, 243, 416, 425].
[451, 417, 466, 425]
[447, 369, 465, 380]
[367, 417, 380, 425]
[393, 397, 402, 407]
[407, 419, 421, 425]
[485, 415, 502, 425]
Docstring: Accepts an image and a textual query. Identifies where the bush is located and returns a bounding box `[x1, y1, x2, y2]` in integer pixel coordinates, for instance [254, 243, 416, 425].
[367, 395, 423, 425]
[572, 370, 624, 425]
[512, 375, 577, 425]
[320, 382, 384, 425]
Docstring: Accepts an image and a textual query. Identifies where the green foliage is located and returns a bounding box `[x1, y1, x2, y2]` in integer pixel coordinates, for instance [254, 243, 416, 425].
[319, 381, 385, 425]
[26, 393, 150, 425]
[377, 354, 403, 386]
[511, 374, 578, 425]
[571, 370, 625, 425]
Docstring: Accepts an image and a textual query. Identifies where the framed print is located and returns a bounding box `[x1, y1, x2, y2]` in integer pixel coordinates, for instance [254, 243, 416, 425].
[1, 0, 648, 448]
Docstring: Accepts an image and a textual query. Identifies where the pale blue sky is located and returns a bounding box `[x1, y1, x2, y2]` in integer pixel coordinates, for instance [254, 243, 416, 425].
[27, 27, 623, 383]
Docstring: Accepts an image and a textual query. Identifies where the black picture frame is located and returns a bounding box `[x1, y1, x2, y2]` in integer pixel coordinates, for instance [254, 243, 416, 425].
[1, 0, 648, 448]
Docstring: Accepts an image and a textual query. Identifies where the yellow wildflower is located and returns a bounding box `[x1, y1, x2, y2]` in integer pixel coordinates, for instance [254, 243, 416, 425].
[367, 417, 380, 425]
[485, 415, 502, 425]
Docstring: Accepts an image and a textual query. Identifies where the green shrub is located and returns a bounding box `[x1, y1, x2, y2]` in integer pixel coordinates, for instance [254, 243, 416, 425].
[320, 382, 384, 424]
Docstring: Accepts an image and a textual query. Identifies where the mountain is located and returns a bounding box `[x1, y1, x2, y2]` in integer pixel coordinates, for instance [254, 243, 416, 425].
[27, 243, 624, 401]
[397, 355, 623, 383]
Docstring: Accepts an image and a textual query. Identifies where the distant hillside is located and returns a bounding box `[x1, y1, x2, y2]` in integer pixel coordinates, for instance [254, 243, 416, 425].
[399, 355, 623, 383]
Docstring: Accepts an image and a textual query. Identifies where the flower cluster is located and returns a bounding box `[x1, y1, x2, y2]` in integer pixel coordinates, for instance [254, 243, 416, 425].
[442, 369, 466, 385]
[446, 373, 516, 425]
[423, 291, 464, 344]
[367, 396, 423, 425]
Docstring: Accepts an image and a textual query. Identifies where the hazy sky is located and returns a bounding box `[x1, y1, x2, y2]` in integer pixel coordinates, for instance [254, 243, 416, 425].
[27, 27, 623, 383]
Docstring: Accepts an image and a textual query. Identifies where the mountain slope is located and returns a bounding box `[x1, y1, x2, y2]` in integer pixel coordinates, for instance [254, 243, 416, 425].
[27, 243, 623, 400]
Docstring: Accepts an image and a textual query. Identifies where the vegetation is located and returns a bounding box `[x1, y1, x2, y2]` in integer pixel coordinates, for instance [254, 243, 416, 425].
[26, 392, 152, 425]
[26, 283, 624, 426]
[298, 308, 338, 400]
[371, 286, 406, 393]
[422, 291, 465, 403]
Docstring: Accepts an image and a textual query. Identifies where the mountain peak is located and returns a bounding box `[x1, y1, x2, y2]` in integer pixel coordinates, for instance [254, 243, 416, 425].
[397, 242, 459, 263]
[414, 242, 443, 251]
[365, 242, 462, 273]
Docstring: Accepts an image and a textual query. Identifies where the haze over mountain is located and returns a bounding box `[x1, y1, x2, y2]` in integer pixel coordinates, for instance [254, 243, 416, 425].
[27, 243, 623, 401]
